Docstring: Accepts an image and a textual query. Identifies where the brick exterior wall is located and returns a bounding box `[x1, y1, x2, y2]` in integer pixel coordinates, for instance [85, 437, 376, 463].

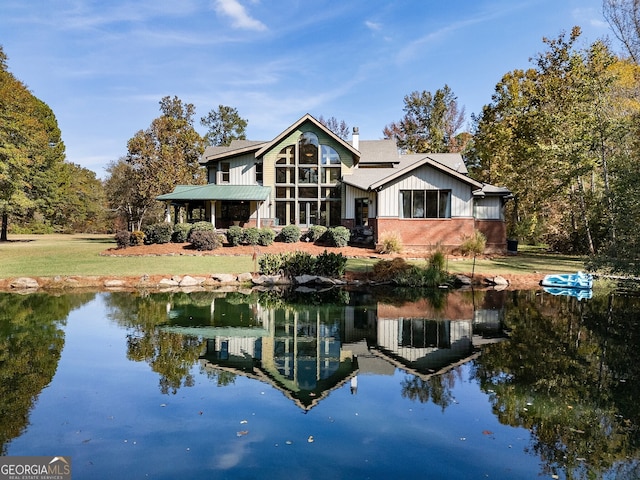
[375, 218, 476, 251]
[475, 219, 507, 252]
[372, 218, 507, 253]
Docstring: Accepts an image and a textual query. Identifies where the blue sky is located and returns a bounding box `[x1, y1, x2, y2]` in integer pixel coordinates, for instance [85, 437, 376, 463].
[1, 0, 614, 178]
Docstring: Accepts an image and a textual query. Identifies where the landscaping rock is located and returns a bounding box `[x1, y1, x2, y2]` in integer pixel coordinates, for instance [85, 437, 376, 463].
[294, 274, 317, 284]
[10, 277, 39, 289]
[159, 278, 180, 287]
[211, 273, 237, 283]
[236, 273, 253, 283]
[484, 275, 509, 286]
[455, 275, 473, 285]
[104, 279, 126, 288]
[252, 275, 285, 285]
[179, 275, 204, 287]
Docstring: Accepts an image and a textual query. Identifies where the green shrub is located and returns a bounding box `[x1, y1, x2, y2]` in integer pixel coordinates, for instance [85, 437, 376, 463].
[284, 252, 316, 277]
[258, 227, 276, 246]
[428, 248, 446, 272]
[187, 222, 215, 243]
[377, 232, 403, 254]
[326, 226, 350, 247]
[307, 225, 327, 243]
[226, 225, 243, 246]
[144, 223, 173, 244]
[130, 230, 145, 246]
[259, 252, 289, 275]
[243, 227, 261, 246]
[115, 230, 131, 249]
[189, 230, 222, 251]
[278, 224, 301, 243]
[172, 223, 191, 243]
[315, 250, 347, 277]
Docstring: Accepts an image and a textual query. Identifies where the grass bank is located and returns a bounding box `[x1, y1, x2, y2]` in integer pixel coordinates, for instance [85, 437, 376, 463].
[0, 234, 587, 279]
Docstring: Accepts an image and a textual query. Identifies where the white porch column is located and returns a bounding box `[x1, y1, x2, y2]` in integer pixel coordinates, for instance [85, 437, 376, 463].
[210, 200, 216, 228]
[256, 201, 261, 228]
[164, 202, 171, 223]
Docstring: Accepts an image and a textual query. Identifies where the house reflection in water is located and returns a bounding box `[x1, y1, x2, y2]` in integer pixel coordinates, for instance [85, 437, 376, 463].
[162, 290, 508, 410]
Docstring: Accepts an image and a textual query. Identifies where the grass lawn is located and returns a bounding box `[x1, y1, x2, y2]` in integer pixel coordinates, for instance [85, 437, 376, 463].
[0, 234, 588, 280]
[0, 234, 255, 277]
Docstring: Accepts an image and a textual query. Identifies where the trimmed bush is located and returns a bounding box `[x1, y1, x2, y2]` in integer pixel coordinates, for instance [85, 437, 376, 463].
[376, 232, 403, 254]
[144, 223, 173, 244]
[315, 250, 347, 278]
[130, 230, 145, 246]
[189, 230, 222, 251]
[187, 221, 215, 243]
[307, 225, 327, 243]
[115, 230, 130, 249]
[172, 223, 191, 243]
[278, 225, 301, 243]
[258, 227, 275, 246]
[226, 225, 243, 246]
[326, 226, 350, 247]
[243, 227, 261, 246]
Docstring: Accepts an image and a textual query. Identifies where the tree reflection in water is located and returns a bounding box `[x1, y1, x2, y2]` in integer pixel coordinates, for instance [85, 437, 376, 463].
[4, 287, 640, 478]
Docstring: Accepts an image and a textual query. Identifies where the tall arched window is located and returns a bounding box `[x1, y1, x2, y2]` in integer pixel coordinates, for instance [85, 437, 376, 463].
[274, 132, 342, 227]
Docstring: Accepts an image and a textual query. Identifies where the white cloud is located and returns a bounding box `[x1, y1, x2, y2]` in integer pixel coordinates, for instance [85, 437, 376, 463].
[213, 0, 267, 31]
[365, 20, 382, 31]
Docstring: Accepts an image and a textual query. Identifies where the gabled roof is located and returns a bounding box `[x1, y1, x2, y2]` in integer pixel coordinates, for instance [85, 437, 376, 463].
[254, 113, 360, 158]
[201, 140, 267, 165]
[355, 139, 401, 165]
[342, 153, 483, 192]
[157, 184, 271, 202]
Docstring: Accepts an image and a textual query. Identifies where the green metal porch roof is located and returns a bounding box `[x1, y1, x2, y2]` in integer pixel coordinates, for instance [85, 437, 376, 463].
[157, 184, 271, 202]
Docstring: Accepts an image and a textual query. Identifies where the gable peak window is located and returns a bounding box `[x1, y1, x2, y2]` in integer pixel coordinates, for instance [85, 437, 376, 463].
[274, 131, 342, 227]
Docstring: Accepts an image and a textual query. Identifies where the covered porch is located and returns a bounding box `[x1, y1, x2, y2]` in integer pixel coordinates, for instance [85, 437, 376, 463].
[156, 184, 272, 229]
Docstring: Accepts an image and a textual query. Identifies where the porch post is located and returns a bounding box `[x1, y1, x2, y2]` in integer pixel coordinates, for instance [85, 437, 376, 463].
[164, 202, 171, 223]
[210, 200, 216, 228]
[256, 201, 261, 228]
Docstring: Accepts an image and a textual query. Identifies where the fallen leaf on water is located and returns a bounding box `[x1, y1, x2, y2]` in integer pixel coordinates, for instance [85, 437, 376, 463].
[237, 430, 249, 437]
[482, 430, 494, 435]
[308, 436, 314, 443]
[240, 420, 248, 424]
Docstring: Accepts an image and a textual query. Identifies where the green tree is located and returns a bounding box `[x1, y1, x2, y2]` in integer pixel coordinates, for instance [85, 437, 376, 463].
[383, 85, 467, 153]
[0, 46, 65, 240]
[200, 104, 247, 147]
[122, 96, 206, 229]
[52, 162, 107, 233]
[470, 29, 638, 254]
[104, 158, 152, 231]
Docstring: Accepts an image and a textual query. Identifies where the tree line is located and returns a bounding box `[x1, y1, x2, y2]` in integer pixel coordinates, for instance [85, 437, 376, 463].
[1, 0, 639, 274]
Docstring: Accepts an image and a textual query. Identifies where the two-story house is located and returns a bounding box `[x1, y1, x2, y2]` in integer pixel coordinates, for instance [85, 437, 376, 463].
[157, 114, 512, 251]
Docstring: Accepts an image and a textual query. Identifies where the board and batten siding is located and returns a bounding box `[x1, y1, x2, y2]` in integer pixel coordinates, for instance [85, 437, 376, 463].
[344, 184, 376, 218]
[208, 153, 258, 185]
[474, 197, 503, 220]
[375, 165, 474, 218]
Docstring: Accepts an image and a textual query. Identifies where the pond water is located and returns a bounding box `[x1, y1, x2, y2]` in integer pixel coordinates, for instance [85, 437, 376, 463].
[1, 286, 640, 479]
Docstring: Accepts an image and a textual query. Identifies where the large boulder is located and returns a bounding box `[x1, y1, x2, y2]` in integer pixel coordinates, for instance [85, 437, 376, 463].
[10, 277, 39, 289]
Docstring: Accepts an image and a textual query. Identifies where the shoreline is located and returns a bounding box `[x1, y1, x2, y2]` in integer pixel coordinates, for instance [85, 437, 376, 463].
[0, 271, 546, 293]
